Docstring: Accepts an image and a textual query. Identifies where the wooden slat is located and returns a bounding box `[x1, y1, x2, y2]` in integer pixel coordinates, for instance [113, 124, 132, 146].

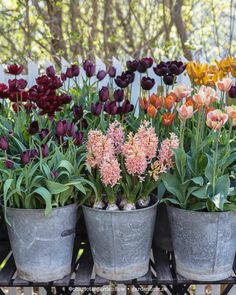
[74, 242, 93, 286]
[0, 254, 16, 286]
[153, 248, 173, 283]
[93, 275, 110, 286]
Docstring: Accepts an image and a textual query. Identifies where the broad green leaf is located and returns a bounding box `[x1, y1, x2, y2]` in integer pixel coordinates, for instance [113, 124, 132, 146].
[46, 180, 69, 194]
[161, 174, 184, 204]
[191, 177, 204, 186]
[58, 160, 75, 174]
[205, 154, 214, 182]
[192, 185, 209, 199]
[32, 187, 52, 216]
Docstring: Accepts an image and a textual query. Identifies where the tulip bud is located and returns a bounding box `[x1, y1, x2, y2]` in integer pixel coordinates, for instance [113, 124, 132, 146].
[73, 105, 83, 120]
[46, 66, 55, 78]
[51, 170, 58, 178]
[121, 100, 134, 114]
[81, 118, 88, 129]
[41, 144, 49, 158]
[61, 72, 67, 82]
[91, 102, 102, 116]
[4, 159, 14, 169]
[21, 151, 30, 165]
[229, 86, 236, 98]
[66, 67, 73, 78]
[126, 60, 138, 72]
[39, 128, 49, 140]
[0, 136, 8, 150]
[30, 149, 39, 159]
[67, 123, 75, 137]
[114, 89, 124, 102]
[83, 60, 95, 77]
[74, 131, 84, 146]
[71, 64, 80, 77]
[56, 120, 65, 136]
[97, 70, 107, 81]
[108, 66, 116, 78]
[163, 74, 174, 85]
[28, 121, 39, 135]
[99, 86, 109, 102]
[141, 77, 155, 90]
[104, 101, 117, 115]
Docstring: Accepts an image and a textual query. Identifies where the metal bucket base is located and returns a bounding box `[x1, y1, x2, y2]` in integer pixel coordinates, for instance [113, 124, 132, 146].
[17, 265, 71, 282]
[177, 265, 232, 281]
[95, 261, 149, 281]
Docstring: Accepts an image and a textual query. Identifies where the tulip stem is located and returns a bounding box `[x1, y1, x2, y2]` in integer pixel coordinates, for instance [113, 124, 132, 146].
[212, 130, 219, 196]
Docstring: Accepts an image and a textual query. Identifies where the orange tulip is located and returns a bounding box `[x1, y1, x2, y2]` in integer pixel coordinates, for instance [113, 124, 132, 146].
[149, 94, 162, 109]
[185, 97, 194, 107]
[162, 113, 175, 126]
[139, 97, 148, 110]
[147, 104, 156, 118]
[206, 106, 215, 115]
[165, 94, 176, 110]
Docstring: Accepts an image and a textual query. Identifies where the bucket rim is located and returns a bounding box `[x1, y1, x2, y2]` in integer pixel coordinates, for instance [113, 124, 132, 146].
[1, 202, 78, 212]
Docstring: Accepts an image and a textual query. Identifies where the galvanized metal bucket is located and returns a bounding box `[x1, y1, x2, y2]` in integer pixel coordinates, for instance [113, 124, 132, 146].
[6, 203, 77, 282]
[167, 205, 236, 281]
[82, 200, 157, 281]
[153, 203, 173, 251]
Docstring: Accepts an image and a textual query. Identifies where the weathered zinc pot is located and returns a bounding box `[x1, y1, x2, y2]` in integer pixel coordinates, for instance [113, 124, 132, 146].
[6, 203, 77, 282]
[82, 200, 157, 281]
[167, 205, 236, 281]
[153, 203, 173, 251]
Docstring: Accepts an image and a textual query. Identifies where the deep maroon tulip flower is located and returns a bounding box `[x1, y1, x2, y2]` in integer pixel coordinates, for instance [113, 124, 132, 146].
[46, 66, 55, 78]
[6, 64, 24, 75]
[142, 57, 153, 68]
[125, 71, 135, 83]
[4, 159, 13, 169]
[169, 61, 186, 75]
[73, 105, 83, 120]
[28, 121, 39, 135]
[115, 73, 130, 88]
[30, 149, 39, 159]
[91, 102, 102, 116]
[61, 72, 67, 82]
[229, 86, 236, 98]
[114, 89, 124, 102]
[104, 101, 117, 115]
[121, 100, 134, 114]
[8, 79, 27, 92]
[137, 60, 148, 73]
[59, 93, 72, 104]
[0, 136, 8, 150]
[163, 74, 175, 85]
[83, 60, 96, 77]
[153, 62, 169, 76]
[108, 66, 116, 78]
[50, 76, 63, 89]
[0, 83, 9, 98]
[39, 128, 49, 140]
[141, 77, 155, 90]
[97, 70, 107, 81]
[66, 67, 73, 78]
[67, 123, 75, 137]
[56, 120, 67, 136]
[81, 118, 88, 129]
[21, 151, 30, 165]
[41, 144, 49, 158]
[126, 60, 138, 72]
[71, 64, 80, 77]
[36, 75, 50, 86]
[99, 86, 109, 102]
[74, 131, 84, 146]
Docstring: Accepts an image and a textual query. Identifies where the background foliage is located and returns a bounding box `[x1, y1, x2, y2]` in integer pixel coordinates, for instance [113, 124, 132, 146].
[0, 0, 235, 65]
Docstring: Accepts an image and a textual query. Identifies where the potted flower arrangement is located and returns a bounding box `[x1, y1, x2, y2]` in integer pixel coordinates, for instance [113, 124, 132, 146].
[83, 120, 179, 280]
[162, 83, 236, 281]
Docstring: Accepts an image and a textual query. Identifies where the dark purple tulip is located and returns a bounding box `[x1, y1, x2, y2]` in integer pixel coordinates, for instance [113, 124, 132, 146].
[61, 72, 67, 82]
[67, 123, 75, 137]
[99, 86, 109, 102]
[163, 74, 175, 85]
[51, 170, 58, 178]
[4, 159, 13, 169]
[142, 57, 153, 68]
[137, 60, 148, 73]
[169, 63, 179, 75]
[126, 60, 138, 72]
[108, 66, 116, 78]
[114, 89, 124, 102]
[66, 67, 73, 78]
[141, 77, 155, 90]
[81, 118, 88, 129]
[83, 60, 95, 77]
[74, 131, 84, 146]
[46, 66, 55, 77]
[104, 101, 117, 115]
[91, 102, 102, 116]
[41, 144, 49, 158]
[125, 71, 135, 83]
[6, 64, 24, 75]
[59, 93, 72, 104]
[71, 64, 80, 77]
[121, 100, 134, 114]
[97, 70, 107, 81]
[0, 136, 8, 150]
[229, 86, 236, 98]
[21, 151, 30, 165]
[56, 120, 66, 136]
[28, 121, 39, 135]
[115, 73, 130, 88]
[153, 63, 168, 76]
[30, 149, 39, 159]
[73, 105, 83, 120]
[39, 128, 49, 140]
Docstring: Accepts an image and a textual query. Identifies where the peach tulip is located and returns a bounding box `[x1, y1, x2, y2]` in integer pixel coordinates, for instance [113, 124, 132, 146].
[178, 105, 194, 121]
[225, 105, 236, 119]
[216, 78, 233, 92]
[172, 84, 192, 102]
[193, 85, 218, 107]
[206, 109, 228, 131]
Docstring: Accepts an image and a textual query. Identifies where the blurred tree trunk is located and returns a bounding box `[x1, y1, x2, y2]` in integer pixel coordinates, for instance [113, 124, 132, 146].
[103, 0, 116, 61]
[46, 0, 67, 60]
[88, 0, 98, 59]
[69, 0, 80, 59]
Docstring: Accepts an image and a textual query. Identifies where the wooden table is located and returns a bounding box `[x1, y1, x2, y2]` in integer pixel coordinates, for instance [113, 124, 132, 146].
[0, 234, 236, 295]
